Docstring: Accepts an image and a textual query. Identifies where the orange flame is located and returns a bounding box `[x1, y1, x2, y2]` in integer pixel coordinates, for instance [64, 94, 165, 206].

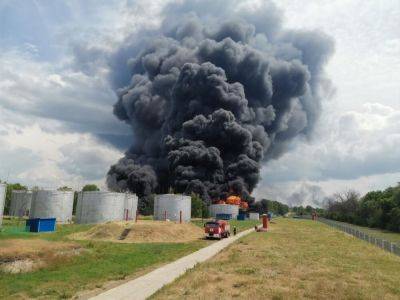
[226, 195, 241, 205]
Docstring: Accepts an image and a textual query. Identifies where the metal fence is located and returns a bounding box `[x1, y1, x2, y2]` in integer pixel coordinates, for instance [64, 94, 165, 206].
[318, 218, 400, 256]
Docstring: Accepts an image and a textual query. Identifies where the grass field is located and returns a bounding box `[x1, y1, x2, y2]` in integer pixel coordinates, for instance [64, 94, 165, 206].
[0, 217, 94, 241]
[320, 218, 400, 246]
[152, 218, 400, 299]
[0, 218, 209, 299]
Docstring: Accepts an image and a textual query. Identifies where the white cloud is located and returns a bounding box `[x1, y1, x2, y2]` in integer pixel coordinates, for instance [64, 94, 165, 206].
[0, 123, 122, 189]
[251, 1, 400, 204]
[254, 102, 400, 204]
[0, 51, 130, 136]
[0, 0, 165, 189]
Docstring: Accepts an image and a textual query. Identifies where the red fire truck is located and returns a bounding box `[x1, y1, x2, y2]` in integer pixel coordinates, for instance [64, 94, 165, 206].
[205, 220, 231, 239]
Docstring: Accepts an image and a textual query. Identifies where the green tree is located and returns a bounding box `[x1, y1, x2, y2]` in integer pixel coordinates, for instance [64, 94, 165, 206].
[191, 193, 208, 218]
[82, 184, 100, 192]
[325, 184, 400, 232]
[388, 207, 400, 232]
[57, 186, 72, 191]
[252, 199, 289, 216]
[139, 194, 154, 216]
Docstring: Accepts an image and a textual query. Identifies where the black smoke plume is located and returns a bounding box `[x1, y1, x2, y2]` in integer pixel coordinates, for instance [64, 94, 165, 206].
[105, 0, 334, 205]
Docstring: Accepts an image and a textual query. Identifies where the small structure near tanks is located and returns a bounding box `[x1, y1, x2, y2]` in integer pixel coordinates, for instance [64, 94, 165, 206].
[26, 218, 56, 232]
[209, 204, 239, 220]
[75, 191, 138, 224]
[154, 194, 191, 222]
[249, 212, 260, 220]
[10, 190, 32, 217]
[0, 183, 6, 226]
[30, 190, 74, 224]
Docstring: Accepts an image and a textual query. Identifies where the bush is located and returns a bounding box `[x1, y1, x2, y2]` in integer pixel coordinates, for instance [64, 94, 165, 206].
[191, 193, 208, 218]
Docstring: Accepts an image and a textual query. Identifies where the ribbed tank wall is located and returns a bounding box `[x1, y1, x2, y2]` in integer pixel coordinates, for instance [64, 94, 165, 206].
[154, 194, 191, 222]
[75, 192, 130, 224]
[10, 191, 32, 217]
[209, 204, 239, 219]
[30, 190, 74, 223]
[0, 184, 6, 226]
[124, 193, 138, 220]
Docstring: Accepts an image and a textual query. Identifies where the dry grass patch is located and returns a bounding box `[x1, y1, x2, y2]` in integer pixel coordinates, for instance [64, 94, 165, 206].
[0, 239, 82, 274]
[151, 218, 400, 300]
[70, 220, 205, 243]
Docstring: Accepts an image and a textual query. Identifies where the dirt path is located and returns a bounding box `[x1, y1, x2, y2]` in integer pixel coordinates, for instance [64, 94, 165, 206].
[89, 227, 256, 300]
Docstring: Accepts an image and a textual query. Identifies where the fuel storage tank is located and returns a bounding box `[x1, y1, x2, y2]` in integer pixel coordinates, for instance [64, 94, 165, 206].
[30, 190, 74, 224]
[209, 204, 239, 219]
[154, 194, 191, 222]
[124, 193, 138, 220]
[75, 191, 137, 224]
[10, 190, 32, 217]
[0, 183, 6, 226]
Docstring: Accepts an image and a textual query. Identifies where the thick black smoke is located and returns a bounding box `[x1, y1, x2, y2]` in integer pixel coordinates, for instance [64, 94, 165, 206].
[105, 0, 334, 204]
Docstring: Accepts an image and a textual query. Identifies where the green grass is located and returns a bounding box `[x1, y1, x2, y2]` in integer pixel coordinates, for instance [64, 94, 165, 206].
[139, 215, 154, 220]
[0, 217, 94, 241]
[152, 218, 400, 299]
[321, 218, 400, 245]
[191, 219, 261, 232]
[0, 238, 207, 299]
[0, 218, 208, 299]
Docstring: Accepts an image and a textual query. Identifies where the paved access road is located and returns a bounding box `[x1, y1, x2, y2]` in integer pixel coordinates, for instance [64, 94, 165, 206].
[90, 227, 256, 300]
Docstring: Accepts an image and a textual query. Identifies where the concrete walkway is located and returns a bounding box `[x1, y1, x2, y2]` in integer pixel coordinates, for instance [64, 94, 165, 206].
[90, 227, 256, 300]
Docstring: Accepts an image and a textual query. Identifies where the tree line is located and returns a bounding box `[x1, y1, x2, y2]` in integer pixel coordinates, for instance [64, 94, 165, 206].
[291, 205, 324, 216]
[324, 184, 400, 232]
[251, 199, 289, 216]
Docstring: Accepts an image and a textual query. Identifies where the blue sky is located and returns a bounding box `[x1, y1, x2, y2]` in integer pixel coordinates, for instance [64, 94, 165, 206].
[0, 0, 399, 205]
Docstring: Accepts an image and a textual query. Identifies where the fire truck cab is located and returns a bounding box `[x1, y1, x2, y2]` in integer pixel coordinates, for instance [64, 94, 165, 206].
[205, 220, 231, 239]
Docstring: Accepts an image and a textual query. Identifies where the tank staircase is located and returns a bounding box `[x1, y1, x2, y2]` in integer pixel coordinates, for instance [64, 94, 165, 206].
[118, 228, 132, 240]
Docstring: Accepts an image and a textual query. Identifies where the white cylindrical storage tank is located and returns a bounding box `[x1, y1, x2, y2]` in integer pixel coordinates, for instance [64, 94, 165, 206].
[154, 194, 191, 222]
[124, 193, 138, 220]
[0, 183, 6, 226]
[209, 204, 239, 219]
[30, 190, 74, 223]
[10, 190, 32, 217]
[249, 212, 260, 220]
[75, 191, 127, 224]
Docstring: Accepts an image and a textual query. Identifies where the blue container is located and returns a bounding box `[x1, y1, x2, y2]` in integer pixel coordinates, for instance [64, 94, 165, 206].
[26, 218, 56, 232]
[237, 214, 246, 221]
[216, 213, 232, 220]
